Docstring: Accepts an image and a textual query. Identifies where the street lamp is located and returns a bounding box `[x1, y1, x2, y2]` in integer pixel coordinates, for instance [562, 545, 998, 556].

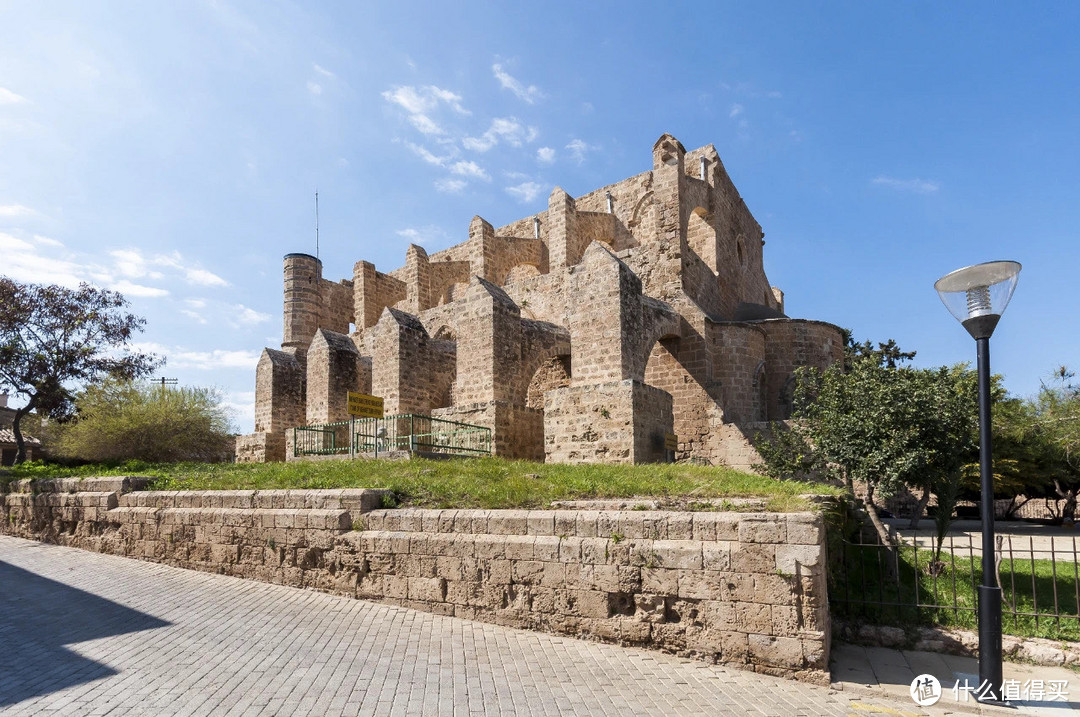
[934, 260, 1021, 702]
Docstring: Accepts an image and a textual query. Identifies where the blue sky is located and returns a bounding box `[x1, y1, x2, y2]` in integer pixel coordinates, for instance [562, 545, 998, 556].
[2, 2, 1078, 433]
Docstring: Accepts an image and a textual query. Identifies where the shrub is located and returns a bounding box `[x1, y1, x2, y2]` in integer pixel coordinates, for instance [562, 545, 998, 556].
[55, 379, 234, 463]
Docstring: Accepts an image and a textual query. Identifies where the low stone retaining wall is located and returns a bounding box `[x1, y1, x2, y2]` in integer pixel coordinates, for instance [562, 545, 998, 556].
[0, 478, 831, 683]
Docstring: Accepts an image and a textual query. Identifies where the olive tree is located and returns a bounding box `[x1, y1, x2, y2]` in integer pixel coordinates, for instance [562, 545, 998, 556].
[0, 277, 159, 463]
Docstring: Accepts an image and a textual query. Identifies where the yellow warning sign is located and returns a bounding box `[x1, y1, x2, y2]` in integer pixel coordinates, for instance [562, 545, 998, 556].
[664, 433, 678, 451]
[347, 392, 384, 418]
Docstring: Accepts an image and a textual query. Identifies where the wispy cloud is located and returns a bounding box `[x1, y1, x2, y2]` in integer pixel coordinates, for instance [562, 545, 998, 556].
[537, 147, 555, 164]
[233, 304, 270, 326]
[492, 63, 544, 104]
[181, 309, 208, 324]
[871, 175, 941, 194]
[463, 117, 538, 152]
[506, 181, 543, 203]
[729, 103, 744, 118]
[404, 141, 455, 167]
[396, 225, 448, 246]
[33, 235, 63, 248]
[565, 138, 593, 165]
[111, 279, 169, 298]
[0, 204, 37, 218]
[0, 87, 28, 105]
[313, 64, 335, 78]
[307, 81, 323, 96]
[133, 342, 262, 371]
[434, 178, 467, 194]
[111, 248, 228, 287]
[382, 85, 469, 116]
[186, 268, 229, 287]
[450, 160, 490, 181]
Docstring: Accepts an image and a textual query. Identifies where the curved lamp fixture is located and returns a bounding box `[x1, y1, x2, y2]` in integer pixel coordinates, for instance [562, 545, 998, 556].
[934, 260, 1021, 339]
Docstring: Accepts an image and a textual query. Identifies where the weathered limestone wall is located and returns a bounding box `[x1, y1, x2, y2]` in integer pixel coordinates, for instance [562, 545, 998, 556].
[0, 479, 830, 683]
[759, 320, 844, 420]
[544, 380, 673, 464]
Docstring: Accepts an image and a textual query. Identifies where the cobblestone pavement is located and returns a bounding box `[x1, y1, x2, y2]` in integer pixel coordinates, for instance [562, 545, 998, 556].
[1, 535, 923, 716]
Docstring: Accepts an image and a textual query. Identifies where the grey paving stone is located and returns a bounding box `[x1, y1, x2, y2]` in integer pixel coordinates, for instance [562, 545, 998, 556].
[2, 535, 924, 716]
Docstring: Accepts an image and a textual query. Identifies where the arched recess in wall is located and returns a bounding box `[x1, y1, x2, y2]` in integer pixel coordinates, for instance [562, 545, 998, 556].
[643, 334, 718, 460]
[428, 325, 457, 409]
[753, 361, 768, 422]
[525, 355, 571, 410]
[686, 207, 717, 276]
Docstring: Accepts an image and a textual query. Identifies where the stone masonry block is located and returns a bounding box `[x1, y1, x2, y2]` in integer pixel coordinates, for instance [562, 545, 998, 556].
[649, 540, 703, 570]
[738, 517, 786, 544]
[774, 544, 822, 575]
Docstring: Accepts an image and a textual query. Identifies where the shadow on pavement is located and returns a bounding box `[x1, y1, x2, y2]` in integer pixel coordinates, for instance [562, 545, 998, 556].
[0, 560, 171, 707]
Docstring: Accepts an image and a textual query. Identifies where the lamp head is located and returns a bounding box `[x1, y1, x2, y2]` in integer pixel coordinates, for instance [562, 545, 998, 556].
[934, 260, 1021, 339]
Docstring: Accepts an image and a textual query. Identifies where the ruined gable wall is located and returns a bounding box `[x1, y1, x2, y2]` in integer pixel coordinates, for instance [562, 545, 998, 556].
[319, 279, 354, 334]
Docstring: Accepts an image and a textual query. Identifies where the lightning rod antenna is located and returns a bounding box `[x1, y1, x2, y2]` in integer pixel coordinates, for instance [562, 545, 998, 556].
[315, 189, 320, 265]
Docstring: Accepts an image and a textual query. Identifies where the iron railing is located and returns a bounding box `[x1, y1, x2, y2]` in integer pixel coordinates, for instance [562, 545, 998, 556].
[293, 414, 491, 459]
[830, 532, 1080, 641]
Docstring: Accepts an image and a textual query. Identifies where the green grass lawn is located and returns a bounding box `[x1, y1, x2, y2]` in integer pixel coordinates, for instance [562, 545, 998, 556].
[2, 456, 840, 511]
[833, 542, 1080, 642]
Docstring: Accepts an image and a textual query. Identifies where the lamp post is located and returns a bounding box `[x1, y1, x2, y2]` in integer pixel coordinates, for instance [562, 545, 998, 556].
[934, 260, 1021, 702]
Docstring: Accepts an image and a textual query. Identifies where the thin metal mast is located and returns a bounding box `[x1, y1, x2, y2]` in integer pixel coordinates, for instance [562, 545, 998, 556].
[315, 189, 320, 264]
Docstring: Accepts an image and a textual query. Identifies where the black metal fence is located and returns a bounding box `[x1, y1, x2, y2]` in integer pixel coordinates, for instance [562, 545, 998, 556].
[830, 532, 1080, 641]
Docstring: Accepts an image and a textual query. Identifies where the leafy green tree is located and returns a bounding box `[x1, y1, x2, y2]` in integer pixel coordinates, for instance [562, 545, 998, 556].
[993, 367, 1080, 523]
[0, 277, 159, 463]
[55, 379, 235, 463]
[758, 336, 979, 546]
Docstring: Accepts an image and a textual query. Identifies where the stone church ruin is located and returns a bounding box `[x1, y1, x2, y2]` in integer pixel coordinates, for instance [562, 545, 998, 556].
[235, 134, 843, 468]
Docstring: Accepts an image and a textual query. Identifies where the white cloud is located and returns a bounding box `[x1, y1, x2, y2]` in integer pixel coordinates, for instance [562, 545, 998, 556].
[108, 248, 226, 287]
[434, 178, 467, 194]
[307, 81, 322, 96]
[0, 87, 27, 105]
[396, 225, 447, 246]
[408, 113, 444, 136]
[32, 235, 63, 248]
[871, 175, 941, 194]
[138, 345, 262, 371]
[185, 298, 207, 309]
[565, 138, 593, 165]
[181, 309, 208, 324]
[0, 204, 36, 218]
[505, 182, 543, 203]
[463, 117, 538, 152]
[234, 304, 270, 325]
[404, 141, 454, 167]
[492, 63, 544, 104]
[313, 64, 335, 78]
[185, 268, 229, 287]
[0, 232, 94, 288]
[110, 280, 169, 298]
[450, 160, 490, 181]
[382, 85, 469, 116]
[729, 103, 744, 118]
[537, 147, 555, 164]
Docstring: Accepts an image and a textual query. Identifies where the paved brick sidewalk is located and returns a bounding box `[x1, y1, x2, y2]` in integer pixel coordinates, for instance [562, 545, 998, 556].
[2, 535, 920, 716]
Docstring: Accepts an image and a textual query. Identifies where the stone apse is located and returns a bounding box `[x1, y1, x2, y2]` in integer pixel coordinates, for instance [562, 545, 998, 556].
[235, 134, 843, 468]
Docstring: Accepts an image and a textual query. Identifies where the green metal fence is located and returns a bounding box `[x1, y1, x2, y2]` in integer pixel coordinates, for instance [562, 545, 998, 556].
[293, 414, 492, 459]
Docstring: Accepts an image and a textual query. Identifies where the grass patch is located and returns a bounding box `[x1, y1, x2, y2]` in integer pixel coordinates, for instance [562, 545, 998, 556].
[833, 542, 1080, 642]
[5, 456, 840, 511]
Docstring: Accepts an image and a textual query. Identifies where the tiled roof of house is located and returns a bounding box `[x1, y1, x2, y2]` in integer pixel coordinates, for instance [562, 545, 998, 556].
[0, 428, 41, 446]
